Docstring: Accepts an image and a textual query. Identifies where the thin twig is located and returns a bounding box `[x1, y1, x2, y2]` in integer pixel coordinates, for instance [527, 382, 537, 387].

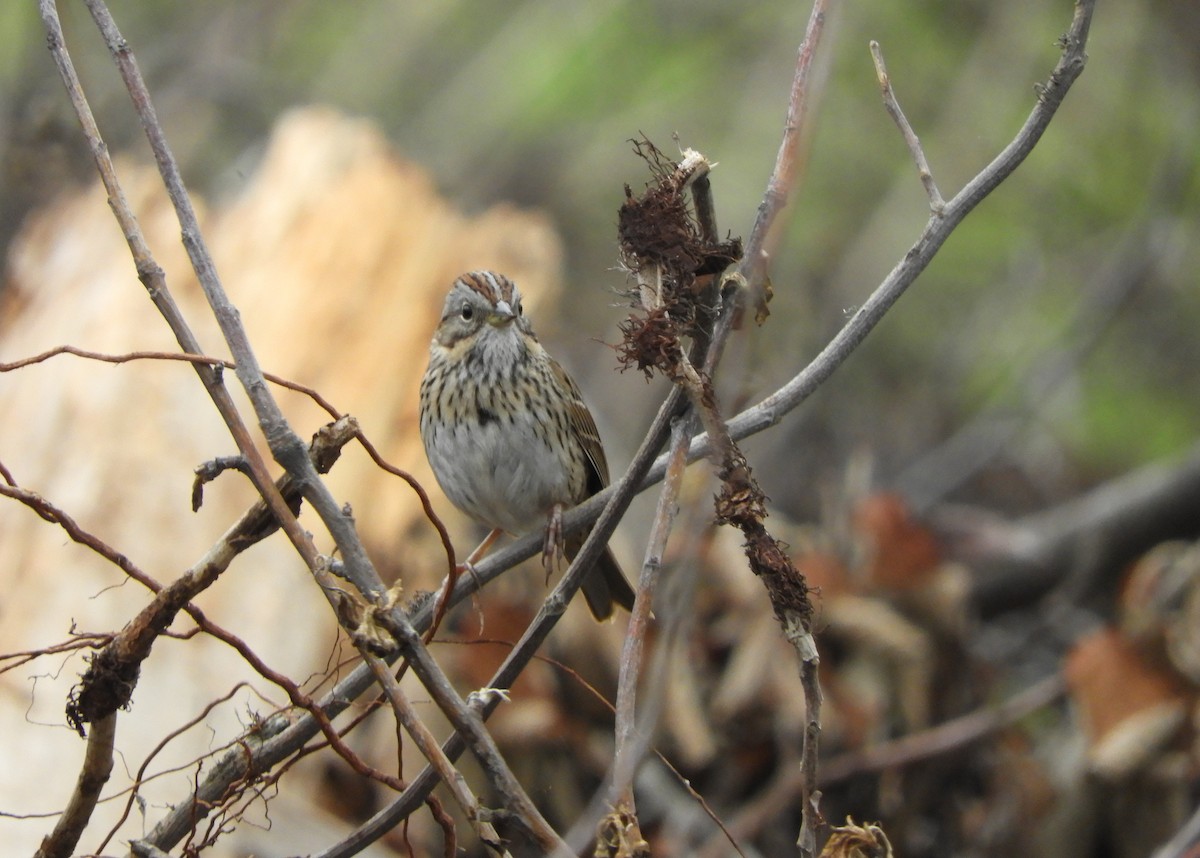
[305, 385, 686, 858]
[39, 0, 343, 617]
[0, 633, 111, 678]
[0, 345, 458, 592]
[0, 344, 343, 419]
[350, 428, 459, 629]
[365, 656, 508, 856]
[95, 684, 254, 854]
[124, 0, 1095, 850]
[213, 635, 408, 793]
[869, 40, 945, 212]
[379, 621, 570, 855]
[648, 0, 1096, 489]
[796, 631, 823, 853]
[609, 415, 694, 813]
[81, 0, 387, 608]
[0, 482, 159, 595]
[736, 0, 833, 323]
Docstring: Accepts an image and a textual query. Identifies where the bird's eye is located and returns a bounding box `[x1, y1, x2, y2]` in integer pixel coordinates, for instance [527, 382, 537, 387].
[460, 303, 474, 321]
[515, 300, 523, 316]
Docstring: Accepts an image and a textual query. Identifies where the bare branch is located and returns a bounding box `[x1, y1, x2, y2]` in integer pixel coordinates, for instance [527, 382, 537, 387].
[0, 481, 161, 597]
[79, 0, 388, 608]
[350, 428, 459, 627]
[95, 684, 256, 854]
[376, 619, 571, 855]
[609, 416, 694, 816]
[33, 712, 116, 858]
[869, 40, 944, 212]
[647, 0, 1096, 489]
[33, 0, 1096, 852]
[365, 656, 509, 856]
[737, 0, 834, 323]
[0, 344, 344, 419]
[0, 632, 111, 679]
[38, 0, 336, 606]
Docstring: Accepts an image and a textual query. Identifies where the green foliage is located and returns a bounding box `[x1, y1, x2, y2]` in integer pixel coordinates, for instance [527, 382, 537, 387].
[5, 0, 1198, 490]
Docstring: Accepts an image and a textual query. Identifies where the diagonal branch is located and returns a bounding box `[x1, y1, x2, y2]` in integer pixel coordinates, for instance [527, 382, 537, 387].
[654, 0, 1096, 486]
[869, 40, 944, 212]
[78, 0, 387, 606]
[376, 619, 572, 855]
[737, 0, 834, 324]
[364, 656, 509, 855]
[32, 713, 116, 858]
[37, 0, 344, 616]
[124, 0, 1095, 851]
[608, 415, 694, 816]
[0, 343, 458, 581]
[40, 12, 492, 832]
[303, 384, 687, 858]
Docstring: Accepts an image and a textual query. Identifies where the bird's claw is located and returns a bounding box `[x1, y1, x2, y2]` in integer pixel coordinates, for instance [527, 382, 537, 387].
[542, 503, 566, 581]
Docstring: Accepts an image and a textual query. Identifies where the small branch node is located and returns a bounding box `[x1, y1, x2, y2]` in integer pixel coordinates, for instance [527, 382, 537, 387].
[468, 688, 512, 709]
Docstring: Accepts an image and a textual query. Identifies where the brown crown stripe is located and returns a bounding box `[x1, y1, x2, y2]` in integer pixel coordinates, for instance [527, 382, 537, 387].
[457, 271, 516, 305]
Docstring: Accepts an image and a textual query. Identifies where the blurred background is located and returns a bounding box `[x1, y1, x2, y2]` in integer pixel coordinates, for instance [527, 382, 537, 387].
[2, 1, 1200, 856]
[3, 0, 1196, 511]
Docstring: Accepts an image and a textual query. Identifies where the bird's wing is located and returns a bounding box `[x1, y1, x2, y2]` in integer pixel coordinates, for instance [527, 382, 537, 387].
[548, 356, 610, 491]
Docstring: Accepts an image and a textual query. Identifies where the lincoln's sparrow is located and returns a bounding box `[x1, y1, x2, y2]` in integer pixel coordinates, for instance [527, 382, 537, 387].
[418, 271, 636, 619]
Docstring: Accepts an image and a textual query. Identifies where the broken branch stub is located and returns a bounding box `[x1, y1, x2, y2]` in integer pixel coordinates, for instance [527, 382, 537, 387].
[615, 137, 742, 381]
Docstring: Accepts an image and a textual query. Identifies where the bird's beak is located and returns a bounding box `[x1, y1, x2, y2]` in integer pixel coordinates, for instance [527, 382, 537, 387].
[487, 301, 517, 327]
